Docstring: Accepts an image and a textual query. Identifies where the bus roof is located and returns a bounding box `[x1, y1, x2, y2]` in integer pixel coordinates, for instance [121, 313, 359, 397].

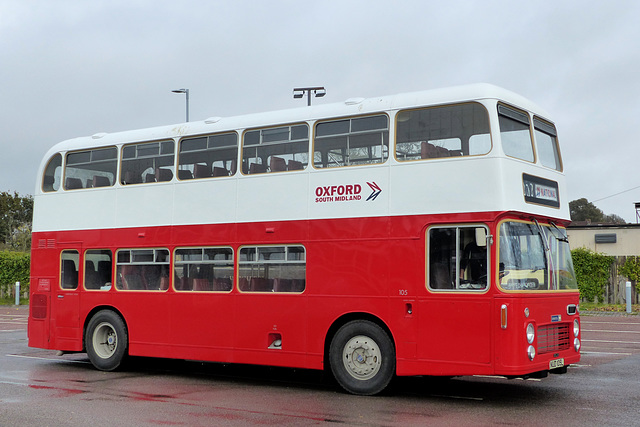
[42, 83, 549, 156]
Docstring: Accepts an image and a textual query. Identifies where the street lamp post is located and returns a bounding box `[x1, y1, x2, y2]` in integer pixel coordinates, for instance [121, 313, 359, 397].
[171, 88, 190, 122]
[293, 86, 326, 106]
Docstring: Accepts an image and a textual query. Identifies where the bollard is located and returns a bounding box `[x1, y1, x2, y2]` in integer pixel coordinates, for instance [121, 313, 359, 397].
[15, 281, 20, 306]
[626, 281, 632, 314]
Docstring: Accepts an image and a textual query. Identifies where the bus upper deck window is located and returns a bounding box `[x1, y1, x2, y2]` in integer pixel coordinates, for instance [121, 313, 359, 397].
[43, 153, 62, 192]
[121, 140, 175, 185]
[395, 103, 490, 161]
[179, 132, 239, 180]
[534, 117, 562, 171]
[314, 115, 389, 168]
[241, 124, 309, 175]
[498, 105, 534, 162]
[64, 147, 117, 190]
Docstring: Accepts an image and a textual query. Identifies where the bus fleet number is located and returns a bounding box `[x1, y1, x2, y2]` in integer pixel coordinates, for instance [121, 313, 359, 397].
[398, 289, 408, 296]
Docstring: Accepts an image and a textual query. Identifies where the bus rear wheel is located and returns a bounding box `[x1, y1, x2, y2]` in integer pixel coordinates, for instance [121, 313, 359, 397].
[329, 320, 395, 395]
[85, 310, 128, 371]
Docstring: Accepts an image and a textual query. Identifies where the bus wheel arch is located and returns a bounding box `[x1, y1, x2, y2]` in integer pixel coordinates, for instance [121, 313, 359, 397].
[84, 308, 128, 371]
[325, 314, 396, 395]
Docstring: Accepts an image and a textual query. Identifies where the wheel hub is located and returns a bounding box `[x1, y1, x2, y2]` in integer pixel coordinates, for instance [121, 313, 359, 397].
[93, 322, 118, 359]
[342, 335, 382, 380]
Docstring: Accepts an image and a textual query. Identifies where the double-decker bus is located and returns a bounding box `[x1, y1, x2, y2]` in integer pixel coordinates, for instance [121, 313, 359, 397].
[28, 84, 580, 395]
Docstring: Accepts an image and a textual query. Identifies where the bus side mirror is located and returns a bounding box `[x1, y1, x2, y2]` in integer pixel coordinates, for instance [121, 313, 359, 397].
[475, 228, 488, 247]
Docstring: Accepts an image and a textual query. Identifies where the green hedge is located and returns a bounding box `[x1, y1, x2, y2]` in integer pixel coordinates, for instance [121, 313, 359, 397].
[620, 256, 640, 293]
[571, 247, 614, 302]
[0, 251, 30, 297]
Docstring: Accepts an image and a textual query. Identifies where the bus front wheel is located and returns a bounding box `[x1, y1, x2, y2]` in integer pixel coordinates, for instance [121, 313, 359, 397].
[85, 310, 128, 371]
[329, 320, 395, 395]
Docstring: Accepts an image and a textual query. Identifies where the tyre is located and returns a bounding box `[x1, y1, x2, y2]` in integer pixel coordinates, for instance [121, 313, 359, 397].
[85, 310, 128, 371]
[329, 320, 395, 395]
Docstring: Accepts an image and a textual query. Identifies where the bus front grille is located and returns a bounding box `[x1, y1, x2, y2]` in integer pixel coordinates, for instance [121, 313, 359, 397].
[538, 323, 570, 354]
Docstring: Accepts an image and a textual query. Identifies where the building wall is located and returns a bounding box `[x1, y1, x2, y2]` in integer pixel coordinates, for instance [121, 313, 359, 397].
[567, 225, 640, 256]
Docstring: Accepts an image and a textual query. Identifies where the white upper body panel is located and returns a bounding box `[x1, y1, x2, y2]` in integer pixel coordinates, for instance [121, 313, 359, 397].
[33, 84, 568, 232]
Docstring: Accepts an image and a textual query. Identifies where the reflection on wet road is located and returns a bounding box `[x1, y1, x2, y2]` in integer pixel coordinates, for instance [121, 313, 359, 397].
[2, 307, 639, 426]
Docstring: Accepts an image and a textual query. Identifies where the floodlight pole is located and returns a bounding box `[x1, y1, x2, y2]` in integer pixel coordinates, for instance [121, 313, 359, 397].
[171, 88, 190, 122]
[293, 86, 326, 106]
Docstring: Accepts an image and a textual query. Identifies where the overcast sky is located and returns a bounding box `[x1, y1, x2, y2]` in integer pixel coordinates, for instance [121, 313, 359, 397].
[2, 1, 639, 221]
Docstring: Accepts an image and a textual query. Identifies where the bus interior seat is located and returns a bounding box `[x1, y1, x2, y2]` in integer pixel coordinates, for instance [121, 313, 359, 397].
[119, 265, 145, 290]
[125, 274, 145, 290]
[230, 159, 237, 175]
[159, 276, 170, 291]
[174, 272, 191, 291]
[178, 169, 193, 180]
[213, 166, 229, 177]
[291, 279, 305, 292]
[84, 260, 98, 289]
[97, 261, 111, 285]
[65, 177, 83, 190]
[249, 163, 267, 174]
[154, 168, 172, 182]
[142, 265, 161, 290]
[288, 160, 304, 170]
[435, 146, 450, 157]
[198, 265, 214, 280]
[61, 259, 78, 289]
[193, 164, 211, 179]
[421, 142, 436, 159]
[270, 156, 287, 172]
[86, 179, 94, 188]
[421, 142, 452, 159]
[124, 170, 143, 185]
[239, 277, 250, 291]
[144, 173, 156, 183]
[273, 278, 292, 292]
[193, 278, 212, 291]
[93, 175, 111, 187]
[212, 278, 232, 291]
[250, 277, 272, 291]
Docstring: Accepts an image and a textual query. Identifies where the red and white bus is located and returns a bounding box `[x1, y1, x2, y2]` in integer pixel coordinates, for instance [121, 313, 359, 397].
[28, 84, 580, 395]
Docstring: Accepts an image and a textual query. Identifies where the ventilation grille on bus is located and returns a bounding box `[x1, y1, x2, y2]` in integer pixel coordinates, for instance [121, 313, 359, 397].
[537, 323, 570, 354]
[31, 294, 48, 319]
[38, 239, 56, 249]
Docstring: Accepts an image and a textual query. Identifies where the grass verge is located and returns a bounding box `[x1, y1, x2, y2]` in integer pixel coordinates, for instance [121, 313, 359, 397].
[580, 301, 639, 313]
[0, 297, 29, 306]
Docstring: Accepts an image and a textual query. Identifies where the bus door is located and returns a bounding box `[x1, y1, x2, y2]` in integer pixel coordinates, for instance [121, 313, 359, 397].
[420, 225, 492, 367]
[233, 245, 308, 366]
[52, 246, 83, 350]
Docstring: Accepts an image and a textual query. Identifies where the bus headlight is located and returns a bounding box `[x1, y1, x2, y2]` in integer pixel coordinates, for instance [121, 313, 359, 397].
[526, 323, 535, 344]
[574, 338, 581, 352]
[573, 319, 580, 337]
[527, 345, 536, 361]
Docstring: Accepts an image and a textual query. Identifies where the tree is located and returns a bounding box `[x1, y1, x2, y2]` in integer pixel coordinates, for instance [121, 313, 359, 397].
[603, 213, 626, 224]
[569, 198, 626, 224]
[0, 192, 33, 251]
[569, 198, 604, 222]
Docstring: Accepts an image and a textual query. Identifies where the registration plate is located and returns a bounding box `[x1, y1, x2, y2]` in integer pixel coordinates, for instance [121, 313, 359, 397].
[549, 358, 565, 369]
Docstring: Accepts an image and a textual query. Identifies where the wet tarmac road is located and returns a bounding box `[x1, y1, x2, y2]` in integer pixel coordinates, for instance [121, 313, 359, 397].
[2, 306, 639, 426]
